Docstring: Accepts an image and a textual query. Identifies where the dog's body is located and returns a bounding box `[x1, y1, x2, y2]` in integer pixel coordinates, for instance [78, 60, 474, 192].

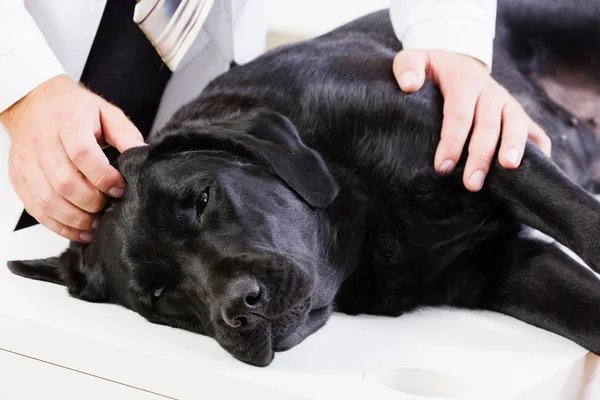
[9, 0, 600, 366]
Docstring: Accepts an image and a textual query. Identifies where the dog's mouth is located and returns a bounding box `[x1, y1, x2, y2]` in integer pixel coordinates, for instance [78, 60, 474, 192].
[271, 297, 312, 349]
[219, 297, 331, 367]
[273, 302, 331, 352]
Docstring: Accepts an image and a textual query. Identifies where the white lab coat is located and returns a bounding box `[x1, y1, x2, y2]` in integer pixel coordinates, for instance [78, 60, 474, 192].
[391, 0, 497, 69]
[0, 0, 496, 235]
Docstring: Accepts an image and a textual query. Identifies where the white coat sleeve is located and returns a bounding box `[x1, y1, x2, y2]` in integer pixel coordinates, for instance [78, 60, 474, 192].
[389, 0, 497, 69]
[0, 0, 65, 113]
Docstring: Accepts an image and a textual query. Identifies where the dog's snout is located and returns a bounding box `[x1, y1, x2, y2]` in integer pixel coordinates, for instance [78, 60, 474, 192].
[221, 278, 264, 328]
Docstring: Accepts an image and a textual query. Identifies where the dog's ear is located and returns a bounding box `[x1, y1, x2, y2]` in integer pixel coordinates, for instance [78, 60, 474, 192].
[115, 145, 150, 186]
[7, 244, 107, 302]
[151, 110, 339, 207]
[241, 111, 339, 207]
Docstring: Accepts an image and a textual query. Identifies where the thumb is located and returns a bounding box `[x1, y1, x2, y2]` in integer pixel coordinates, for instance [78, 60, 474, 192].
[393, 50, 428, 93]
[98, 99, 146, 153]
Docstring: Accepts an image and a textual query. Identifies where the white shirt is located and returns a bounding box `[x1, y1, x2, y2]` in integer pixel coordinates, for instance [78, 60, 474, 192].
[0, 0, 497, 114]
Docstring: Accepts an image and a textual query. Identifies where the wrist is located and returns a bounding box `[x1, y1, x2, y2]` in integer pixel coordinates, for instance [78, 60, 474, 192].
[0, 74, 74, 136]
[29, 74, 77, 98]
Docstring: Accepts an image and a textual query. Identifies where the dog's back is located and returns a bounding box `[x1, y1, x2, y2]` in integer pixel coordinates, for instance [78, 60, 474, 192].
[164, 10, 445, 193]
[164, 2, 600, 190]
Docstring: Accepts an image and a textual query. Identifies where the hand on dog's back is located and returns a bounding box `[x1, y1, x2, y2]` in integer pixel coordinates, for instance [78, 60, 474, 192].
[393, 49, 551, 192]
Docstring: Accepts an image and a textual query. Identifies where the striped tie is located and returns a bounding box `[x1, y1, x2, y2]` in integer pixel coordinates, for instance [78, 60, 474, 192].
[133, 0, 215, 71]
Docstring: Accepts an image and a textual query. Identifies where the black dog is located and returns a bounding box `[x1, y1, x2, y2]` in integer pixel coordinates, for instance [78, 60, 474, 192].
[9, 0, 600, 367]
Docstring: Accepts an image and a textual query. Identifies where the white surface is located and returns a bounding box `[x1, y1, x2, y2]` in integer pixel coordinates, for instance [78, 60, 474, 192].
[0, 348, 165, 399]
[1, 225, 599, 399]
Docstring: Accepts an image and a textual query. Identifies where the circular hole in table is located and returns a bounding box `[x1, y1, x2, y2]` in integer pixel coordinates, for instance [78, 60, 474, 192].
[364, 366, 472, 399]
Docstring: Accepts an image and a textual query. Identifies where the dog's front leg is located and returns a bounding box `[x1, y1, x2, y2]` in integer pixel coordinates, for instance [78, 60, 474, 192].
[486, 142, 600, 273]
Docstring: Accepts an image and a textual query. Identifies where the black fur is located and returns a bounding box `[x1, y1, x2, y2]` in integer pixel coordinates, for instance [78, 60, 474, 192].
[8, 0, 600, 367]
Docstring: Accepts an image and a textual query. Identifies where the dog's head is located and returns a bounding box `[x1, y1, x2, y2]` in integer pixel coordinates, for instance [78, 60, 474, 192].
[8, 109, 343, 366]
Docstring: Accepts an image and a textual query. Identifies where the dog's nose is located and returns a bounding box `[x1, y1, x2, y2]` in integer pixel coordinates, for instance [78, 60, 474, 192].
[221, 279, 263, 328]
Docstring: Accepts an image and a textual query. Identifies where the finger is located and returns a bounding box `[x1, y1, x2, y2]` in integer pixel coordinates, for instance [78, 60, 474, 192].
[528, 120, 552, 157]
[25, 165, 97, 232]
[463, 89, 505, 191]
[98, 99, 146, 153]
[393, 50, 428, 93]
[497, 100, 529, 169]
[434, 79, 480, 174]
[59, 111, 126, 197]
[25, 208, 92, 243]
[43, 140, 108, 213]
[10, 152, 95, 243]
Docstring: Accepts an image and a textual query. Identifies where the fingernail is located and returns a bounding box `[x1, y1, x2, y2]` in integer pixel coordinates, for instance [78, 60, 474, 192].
[439, 159, 455, 174]
[469, 170, 485, 191]
[91, 220, 98, 230]
[399, 71, 417, 89]
[506, 147, 520, 166]
[108, 187, 124, 197]
[80, 231, 93, 243]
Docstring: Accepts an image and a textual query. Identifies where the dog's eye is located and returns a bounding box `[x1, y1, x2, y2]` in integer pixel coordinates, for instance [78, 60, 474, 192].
[196, 187, 210, 218]
[153, 287, 165, 299]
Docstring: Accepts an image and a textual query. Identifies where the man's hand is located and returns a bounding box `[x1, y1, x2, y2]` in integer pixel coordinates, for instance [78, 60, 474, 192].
[393, 49, 551, 191]
[0, 75, 146, 242]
